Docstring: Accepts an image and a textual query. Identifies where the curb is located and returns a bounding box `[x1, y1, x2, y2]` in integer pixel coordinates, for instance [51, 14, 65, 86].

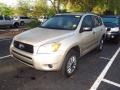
[0, 36, 12, 40]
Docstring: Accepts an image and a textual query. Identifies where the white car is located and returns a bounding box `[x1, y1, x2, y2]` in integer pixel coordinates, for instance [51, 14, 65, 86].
[10, 13, 106, 77]
[0, 16, 19, 28]
[102, 15, 120, 43]
[14, 16, 33, 26]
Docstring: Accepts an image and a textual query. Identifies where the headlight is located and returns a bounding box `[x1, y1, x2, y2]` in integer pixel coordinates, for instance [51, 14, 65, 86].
[37, 42, 61, 54]
[10, 39, 14, 48]
[110, 27, 119, 32]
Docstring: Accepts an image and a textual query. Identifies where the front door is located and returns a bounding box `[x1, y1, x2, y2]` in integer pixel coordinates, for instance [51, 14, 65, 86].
[78, 15, 95, 55]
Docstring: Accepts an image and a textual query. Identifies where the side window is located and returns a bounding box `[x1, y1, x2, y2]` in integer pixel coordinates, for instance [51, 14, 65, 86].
[5, 16, 11, 20]
[0, 16, 3, 20]
[27, 17, 30, 19]
[97, 16, 103, 25]
[92, 16, 102, 27]
[20, 17, 26, 19]
[81, 15, 93, 27]
[20, 17, 30, 19]
[24, 17, 28, 19]
[20, 17, 23, 19]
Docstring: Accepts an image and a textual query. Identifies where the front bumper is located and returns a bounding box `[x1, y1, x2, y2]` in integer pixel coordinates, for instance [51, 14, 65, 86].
[10, 47, 65, 71]
[106, 32, 120, 39]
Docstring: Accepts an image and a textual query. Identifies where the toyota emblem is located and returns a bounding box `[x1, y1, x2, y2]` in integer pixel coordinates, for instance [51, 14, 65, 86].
[19, 43, 24, 49]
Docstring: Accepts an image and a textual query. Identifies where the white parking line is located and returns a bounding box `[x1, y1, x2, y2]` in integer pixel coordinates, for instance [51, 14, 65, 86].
[100, 57, 110, 61]
[0, 55, 11, 60]
[103, 79, 120, 88]
[90, 47, 120, 90]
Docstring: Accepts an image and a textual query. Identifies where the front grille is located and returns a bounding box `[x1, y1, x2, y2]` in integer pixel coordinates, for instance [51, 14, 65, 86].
[12, 50, 33, 66]
[14, 40, 33, 53]
[12, 50, 32, 60]
[13, 54, 33, 66]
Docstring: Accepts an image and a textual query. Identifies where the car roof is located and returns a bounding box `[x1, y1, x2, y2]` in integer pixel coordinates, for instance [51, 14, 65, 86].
[56, 12, 96, 16]
[101, 15, 120, 18]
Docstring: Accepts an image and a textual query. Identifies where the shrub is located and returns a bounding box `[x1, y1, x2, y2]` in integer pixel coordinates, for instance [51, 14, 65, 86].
[25, 19, 40, 29]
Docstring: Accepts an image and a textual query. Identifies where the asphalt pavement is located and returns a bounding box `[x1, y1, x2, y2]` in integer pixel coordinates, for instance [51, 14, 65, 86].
[0, 38, 120, 90]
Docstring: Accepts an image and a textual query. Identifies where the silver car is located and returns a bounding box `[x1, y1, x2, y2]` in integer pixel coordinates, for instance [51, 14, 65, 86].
[10, 13, 106, 77]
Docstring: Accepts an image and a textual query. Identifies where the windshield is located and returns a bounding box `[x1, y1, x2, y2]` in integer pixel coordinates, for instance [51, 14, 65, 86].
[104, 22, 118, 28]
[102, 17, 119, 25]
[40, 15, 81, 30]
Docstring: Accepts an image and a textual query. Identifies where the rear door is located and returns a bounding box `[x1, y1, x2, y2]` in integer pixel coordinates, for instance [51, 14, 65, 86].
[92, 15, 104, 43]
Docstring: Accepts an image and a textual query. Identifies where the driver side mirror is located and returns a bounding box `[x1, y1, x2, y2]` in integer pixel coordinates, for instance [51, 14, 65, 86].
[82, 27, 92, 32]
[106, 27, 111, 31]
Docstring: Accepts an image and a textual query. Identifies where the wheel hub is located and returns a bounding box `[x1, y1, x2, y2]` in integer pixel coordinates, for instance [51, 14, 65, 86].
[67, 56, 77, 74]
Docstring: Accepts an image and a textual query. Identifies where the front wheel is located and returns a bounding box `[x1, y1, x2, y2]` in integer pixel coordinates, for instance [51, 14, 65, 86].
[113, 37, 119, 44]
[14, 23, 19, 28]
[20, 21, 25, 26]
[61, 50, 79, 77]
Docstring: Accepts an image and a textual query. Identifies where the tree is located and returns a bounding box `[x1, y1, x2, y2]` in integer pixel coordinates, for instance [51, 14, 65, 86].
[92, 0, 108, 14]
[0, 3, 13, 16]
[49, 0, 61, 13]
[61, 0, 95, 12]
[108, 0, 120, 15]
[31, 0, 48, 17]
[60, 0, 120, 14]
[16, 0, 31, 16]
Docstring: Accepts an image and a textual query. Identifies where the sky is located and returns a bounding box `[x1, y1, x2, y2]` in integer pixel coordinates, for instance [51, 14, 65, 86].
[0, 0, 18, 7]
[0, 0, 51, 7]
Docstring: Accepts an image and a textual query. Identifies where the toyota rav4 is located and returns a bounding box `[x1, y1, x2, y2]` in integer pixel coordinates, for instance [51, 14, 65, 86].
[10, 13, 106, 77]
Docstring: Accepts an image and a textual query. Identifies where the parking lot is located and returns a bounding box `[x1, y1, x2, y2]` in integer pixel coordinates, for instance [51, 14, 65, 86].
[0, 34, 120, 90]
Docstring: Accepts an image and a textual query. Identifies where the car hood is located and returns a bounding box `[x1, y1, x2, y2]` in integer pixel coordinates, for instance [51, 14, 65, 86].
[14, 27, 74, 46]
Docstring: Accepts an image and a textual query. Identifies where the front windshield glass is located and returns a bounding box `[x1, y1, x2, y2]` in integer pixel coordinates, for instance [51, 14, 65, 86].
[40, 15, 81, 30]
[104, 22, 118, 27]
[102, 17, 119, 25]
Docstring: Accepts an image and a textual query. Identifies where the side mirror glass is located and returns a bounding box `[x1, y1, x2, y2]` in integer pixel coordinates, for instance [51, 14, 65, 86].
[82, 27, 92, 31]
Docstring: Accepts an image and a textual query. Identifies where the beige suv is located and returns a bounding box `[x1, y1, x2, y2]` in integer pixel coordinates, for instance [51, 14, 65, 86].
[10, 13, 106, 77]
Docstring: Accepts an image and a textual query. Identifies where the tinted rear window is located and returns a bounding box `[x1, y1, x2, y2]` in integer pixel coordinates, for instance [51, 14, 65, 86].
[104, 22, 118, 27]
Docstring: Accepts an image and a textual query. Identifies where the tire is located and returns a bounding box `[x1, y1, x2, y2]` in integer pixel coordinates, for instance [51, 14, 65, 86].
[20, 21, 25, 26]
[14, 23, 19, 28]
[10, 25, 13, 28]
[61, 50, 79, 77]
[113, 37, 119, 44]
[97, 38, 104, 51]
